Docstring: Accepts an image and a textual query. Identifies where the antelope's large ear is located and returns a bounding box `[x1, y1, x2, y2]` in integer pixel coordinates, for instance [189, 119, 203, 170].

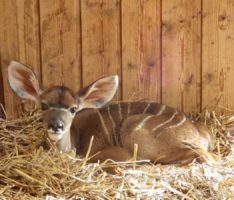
[78, 75, 119, 109]
[8, 61, 42, 102]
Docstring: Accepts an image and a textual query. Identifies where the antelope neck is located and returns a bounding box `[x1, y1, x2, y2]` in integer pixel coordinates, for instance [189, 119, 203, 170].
[56, 129, 72, 152]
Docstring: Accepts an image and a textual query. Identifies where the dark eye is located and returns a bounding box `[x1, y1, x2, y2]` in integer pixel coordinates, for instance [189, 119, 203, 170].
[41, 102, 49, 111]
[69, 106, 78, 114]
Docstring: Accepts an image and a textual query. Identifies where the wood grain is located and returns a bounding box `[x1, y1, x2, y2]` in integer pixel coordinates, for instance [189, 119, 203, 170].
[162, 0, 201, 113]
[0, 55, 4, 118]
[81, 0, 121, 100]
[40, 0, 81, 91]
[202, 0, 234, 111]
[0, 0, 41, 118]
[122, 0, 161, 102]
[1, 0, 234, 118]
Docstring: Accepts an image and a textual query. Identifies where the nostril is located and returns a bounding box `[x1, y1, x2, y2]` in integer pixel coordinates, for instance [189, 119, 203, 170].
[48, 121, 64, 132]
[57, 121, 64, 130]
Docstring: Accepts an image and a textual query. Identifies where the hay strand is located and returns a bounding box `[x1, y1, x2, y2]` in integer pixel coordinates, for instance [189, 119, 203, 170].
[0, 109, 233, 199]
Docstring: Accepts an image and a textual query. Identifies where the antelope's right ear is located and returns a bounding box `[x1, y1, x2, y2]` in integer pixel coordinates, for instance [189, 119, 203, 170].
[8, 61, 42, 102]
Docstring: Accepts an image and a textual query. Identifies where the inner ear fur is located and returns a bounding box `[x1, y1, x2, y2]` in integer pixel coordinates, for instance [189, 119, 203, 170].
[8, 61, 42, 102]
[78, 75, 119, 109]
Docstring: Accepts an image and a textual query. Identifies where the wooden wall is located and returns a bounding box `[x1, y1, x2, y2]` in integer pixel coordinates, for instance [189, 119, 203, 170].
[0, 0, 234, 119]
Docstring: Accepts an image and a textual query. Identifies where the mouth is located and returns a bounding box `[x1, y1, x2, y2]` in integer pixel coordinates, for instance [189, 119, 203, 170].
[47, 129, 64, 141]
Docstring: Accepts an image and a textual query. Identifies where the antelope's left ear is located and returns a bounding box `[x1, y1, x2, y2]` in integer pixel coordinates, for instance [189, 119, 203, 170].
[78, 75, 119, 109]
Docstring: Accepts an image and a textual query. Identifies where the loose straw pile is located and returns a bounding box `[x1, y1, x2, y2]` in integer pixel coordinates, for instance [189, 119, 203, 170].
[0, 108, 233, 199]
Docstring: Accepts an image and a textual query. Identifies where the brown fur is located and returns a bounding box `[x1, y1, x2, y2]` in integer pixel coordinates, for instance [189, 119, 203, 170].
[71, 103, 215, 164]
[8, 61, 215, 169]
[41, 86, 78, 108]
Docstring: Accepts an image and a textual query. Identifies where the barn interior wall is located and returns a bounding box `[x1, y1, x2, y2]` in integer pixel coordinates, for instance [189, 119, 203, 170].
[0, 0, 234, 118]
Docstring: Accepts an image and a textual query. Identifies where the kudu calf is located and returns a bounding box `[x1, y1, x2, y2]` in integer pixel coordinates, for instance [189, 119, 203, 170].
[8, 61, 215, 165]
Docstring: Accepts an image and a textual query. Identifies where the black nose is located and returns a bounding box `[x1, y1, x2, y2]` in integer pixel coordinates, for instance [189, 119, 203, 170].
[48, 121, 64, 132]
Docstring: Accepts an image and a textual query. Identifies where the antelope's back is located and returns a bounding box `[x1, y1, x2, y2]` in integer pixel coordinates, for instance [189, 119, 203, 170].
[106, 102, 213, 163]
[106, 102, 212, 152]
[104, 101, 186, 124]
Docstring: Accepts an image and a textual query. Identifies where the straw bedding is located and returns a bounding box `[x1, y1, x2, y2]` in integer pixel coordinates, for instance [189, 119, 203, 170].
[0, 109, 233, 199]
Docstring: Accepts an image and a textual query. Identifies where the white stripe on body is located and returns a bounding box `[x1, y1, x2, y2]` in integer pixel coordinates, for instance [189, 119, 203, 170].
[168, 115, 186, 129]
[127, 102, 131, 116]
[156, 105, 166, 116]
[143, 103, 151, 114]
[118, 103, 123, 121]
[107, 106, 116, 142]
[153, 111, 178, 132]
[97, 110, 110, 142]
[134, 115, 154, 132]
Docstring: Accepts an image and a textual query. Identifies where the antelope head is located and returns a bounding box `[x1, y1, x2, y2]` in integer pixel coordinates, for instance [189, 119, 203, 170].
[8, 61, 118, 142]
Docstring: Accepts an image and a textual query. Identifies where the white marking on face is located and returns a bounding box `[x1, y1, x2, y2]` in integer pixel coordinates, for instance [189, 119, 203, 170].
[49, 107, 74, 117]
[44, 107, 74, 141]
[47, 129, 64, 141]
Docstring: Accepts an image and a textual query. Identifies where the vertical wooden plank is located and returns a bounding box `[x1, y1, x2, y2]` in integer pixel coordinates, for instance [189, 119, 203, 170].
[0, 0, 41, 118]
[122, 0, 161, 102]
[16, 0, 41, 77]
[81, 0, 121, 99]
[202, 0, 234, 111]
[40, 0, 81, 91]
[162, 0, 201, 113]
[0, 57, 5, 118]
